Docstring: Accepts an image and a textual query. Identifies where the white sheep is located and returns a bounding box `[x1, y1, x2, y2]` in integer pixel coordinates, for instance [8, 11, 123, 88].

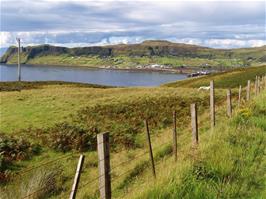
[198, 86, 210, 91]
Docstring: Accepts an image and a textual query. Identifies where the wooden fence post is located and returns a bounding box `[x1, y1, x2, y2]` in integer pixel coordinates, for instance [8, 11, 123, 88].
[246, 80, 250, 101]
[264, 75, 266, 90]
[238, 85, 242, 107]
[144, 120, 156, 179]
[210, 80, 215, 128]
[255, 76, 258, 96]
[172, 111, 177, 161]
[69, 155, 85, 199]
[262, 76, 264, 90]
[97, 132, 111, 199]
[190, 103, 198, 145]
[227, 89, 232, 118]
[258, 76, 260, 93]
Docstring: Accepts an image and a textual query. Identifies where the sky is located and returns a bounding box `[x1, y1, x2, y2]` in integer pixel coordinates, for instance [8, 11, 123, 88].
[0, 0, 265, 49]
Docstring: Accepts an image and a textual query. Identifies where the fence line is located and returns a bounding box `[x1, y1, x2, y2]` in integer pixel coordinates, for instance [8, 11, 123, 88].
[15, 75, 266, 199]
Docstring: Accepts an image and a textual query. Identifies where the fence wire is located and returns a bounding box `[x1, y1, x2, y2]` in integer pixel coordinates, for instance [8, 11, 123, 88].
[13, 78, 265, 199]
[15, 152, 78, 176]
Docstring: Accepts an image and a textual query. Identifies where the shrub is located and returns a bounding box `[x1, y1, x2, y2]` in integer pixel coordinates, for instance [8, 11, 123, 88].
[233, 107, 252, 125]
[45, 123, 97, 152]
[0, 133, 41, 181]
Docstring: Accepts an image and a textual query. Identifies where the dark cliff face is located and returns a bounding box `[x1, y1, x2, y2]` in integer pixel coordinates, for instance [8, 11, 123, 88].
[26, 45, 69, 59]
[70, 47, 112, 56]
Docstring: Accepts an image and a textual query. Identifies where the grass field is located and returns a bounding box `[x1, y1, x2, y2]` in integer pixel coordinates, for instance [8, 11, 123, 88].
[133, 91, 266, 199]
[0, 65, 265, 199]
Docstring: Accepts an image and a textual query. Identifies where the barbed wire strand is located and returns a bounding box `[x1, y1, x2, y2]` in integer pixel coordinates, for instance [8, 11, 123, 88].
[15, 152, 78, 176]
[111, 166, 137, 182]
[111, 150, 149, 170]
[111, 140, 171, 174]
[65, 139, 171, 195]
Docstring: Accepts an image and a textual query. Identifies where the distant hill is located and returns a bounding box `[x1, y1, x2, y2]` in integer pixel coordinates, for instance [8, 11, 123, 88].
[1, 40, 265, 68]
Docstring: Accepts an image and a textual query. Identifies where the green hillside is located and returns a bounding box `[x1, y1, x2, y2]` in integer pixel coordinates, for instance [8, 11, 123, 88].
[164, 65, 266, 88]
[134, 91, 266, 199]
[0, 66, 265, 198]
[1, 40, 265, 69]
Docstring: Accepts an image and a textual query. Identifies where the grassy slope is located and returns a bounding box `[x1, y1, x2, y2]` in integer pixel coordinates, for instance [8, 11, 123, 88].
[164, 65, 266, 88]
[0, 83, 216, 199]
[2, 91, 265, 199]
[1, 83, 220, 134]
[133, 91, 266, 199]
[0, 66, 265, 198]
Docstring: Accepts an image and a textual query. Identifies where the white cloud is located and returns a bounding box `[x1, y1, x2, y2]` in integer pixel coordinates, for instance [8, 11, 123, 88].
[203, 39, 266, 48]
[0, 32, 13, 47]
[1, 31, 265, 49]
[1, 1, 265, 48]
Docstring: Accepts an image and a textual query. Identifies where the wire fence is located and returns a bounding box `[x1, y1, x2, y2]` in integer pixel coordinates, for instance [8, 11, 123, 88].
[15, 152, 78, 177]
[7, 76, 266, 199]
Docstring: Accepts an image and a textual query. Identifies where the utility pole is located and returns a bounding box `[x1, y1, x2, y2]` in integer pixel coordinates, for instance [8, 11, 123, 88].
[16, 38, 21, 81]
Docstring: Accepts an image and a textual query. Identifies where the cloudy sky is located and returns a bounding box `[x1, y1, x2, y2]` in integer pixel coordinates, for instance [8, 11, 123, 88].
[0, 0, 265, 49]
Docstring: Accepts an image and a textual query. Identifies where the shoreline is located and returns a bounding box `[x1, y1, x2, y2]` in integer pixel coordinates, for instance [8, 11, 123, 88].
[0, 62, 205, 74]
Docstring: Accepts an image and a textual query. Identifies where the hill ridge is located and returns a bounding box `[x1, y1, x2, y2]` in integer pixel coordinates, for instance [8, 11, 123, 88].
[1, 40, 265, 67]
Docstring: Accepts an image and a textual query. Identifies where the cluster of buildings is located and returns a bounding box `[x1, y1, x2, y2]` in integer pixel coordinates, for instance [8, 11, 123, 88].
[187, 71, 211, 77]
[136, 64, 173, 69]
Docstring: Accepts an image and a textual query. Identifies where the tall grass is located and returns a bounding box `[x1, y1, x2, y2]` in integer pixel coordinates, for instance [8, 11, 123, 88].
[1, 166, 64, 199]
[133, 91, 266, 199]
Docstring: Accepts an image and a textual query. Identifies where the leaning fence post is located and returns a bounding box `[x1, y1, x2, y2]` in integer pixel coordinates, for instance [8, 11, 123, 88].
[172, 111, 177, 161]
[227, 89, 232, 118]
[246, 80, 250, 101]
[238, 85, 242, 107]
[210, 80, 215, 128]
[97, 132, 111, 199]
[190, 103, 198, 145]
[69, 155, 85, 199]
[144, 120, 156, 179]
